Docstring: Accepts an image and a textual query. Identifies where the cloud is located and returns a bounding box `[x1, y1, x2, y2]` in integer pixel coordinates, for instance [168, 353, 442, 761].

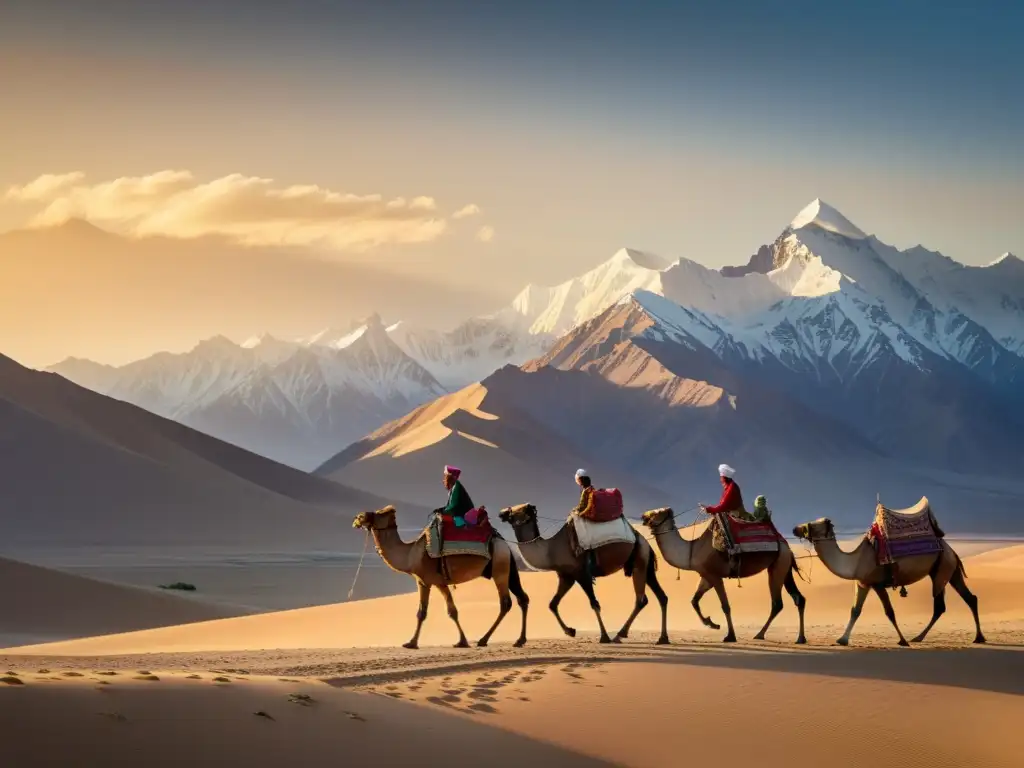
[6, 171, 469, 251]
[5, 172, 85, 201]
[453, 203, 481, 219]
[476, 225, 495, 243]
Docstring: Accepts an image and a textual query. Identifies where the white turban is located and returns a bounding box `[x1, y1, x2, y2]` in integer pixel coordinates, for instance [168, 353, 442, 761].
[718, 464, 736, 479]
[575, 468, 587, 479]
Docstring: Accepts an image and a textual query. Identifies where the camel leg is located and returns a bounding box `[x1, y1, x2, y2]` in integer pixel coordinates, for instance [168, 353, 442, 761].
[911, 574, 947, 644]
[836, 582, 869, 646]
[437, 584, 470, 648]
[691, 577, 720, 631]
[784, 567, 807, 645]
[646, 557, 671, 645]
[613, 553, 650, 643]
[949, 565, 986, 644]
[872, 584, 910, 647]
[549, 573, 578, 638]
[710, 578, 736, 643]
[475, 577, 513, 648]
[576, 577, 612, 643]
[508, 562, 530, 648]
[404, 580, 431, 650]
[753, 554, 788, 642]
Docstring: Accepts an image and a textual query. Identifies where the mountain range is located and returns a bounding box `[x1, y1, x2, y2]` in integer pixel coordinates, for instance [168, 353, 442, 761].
[45, 199, 1024, 530]
[0, 351, 421, 552]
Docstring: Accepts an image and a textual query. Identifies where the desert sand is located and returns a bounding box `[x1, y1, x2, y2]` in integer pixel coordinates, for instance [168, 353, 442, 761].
[0, 556, 246, 649]
[2, 543, 1024, 767]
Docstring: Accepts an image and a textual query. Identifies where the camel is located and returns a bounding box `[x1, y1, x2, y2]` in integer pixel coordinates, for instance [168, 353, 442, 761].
[352, 506, 529, 649]
[498, 504, 669, 644]
[793, 517, 985, 647]
[641, 507, 806, 644]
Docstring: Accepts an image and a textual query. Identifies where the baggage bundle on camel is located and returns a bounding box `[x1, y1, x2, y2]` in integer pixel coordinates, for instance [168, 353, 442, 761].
[572, 488, 633, 553]
[585, 488, 624, 522]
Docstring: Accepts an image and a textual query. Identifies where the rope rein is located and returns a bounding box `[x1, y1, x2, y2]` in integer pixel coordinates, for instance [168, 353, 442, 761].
[346, 529, 371, 601]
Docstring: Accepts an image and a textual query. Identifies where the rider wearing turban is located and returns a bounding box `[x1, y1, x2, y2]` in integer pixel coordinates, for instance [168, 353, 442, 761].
[440, 465, 475, 527]
[702, 464, 748, 518]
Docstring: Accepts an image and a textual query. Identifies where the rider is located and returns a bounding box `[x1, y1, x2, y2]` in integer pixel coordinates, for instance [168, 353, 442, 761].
[572, 469, 599, 578]
[701, 464, 748, 517]
[573, 469, 597, 518]
[439, 465, 475, 527]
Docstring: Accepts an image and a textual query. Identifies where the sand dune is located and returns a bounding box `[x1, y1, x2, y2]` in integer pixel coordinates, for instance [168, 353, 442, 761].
[317, 381, 672, 518]
[2, 543, 1023, 767]
[0, 353, 419, 551]
[0, 556, 245, 648]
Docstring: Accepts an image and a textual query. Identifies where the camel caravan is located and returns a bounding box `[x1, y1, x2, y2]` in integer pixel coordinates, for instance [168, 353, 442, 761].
[352, 463, 985, 649]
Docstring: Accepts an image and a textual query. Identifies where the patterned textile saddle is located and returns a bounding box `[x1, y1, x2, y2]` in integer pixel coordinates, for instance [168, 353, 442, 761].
[424, 508, 494, 560]
[870, 496, 944, 564]
[711, 514, 782, 556]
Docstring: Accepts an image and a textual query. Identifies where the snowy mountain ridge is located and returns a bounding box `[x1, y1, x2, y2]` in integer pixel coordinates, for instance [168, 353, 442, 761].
[47, 198, 1022, 468]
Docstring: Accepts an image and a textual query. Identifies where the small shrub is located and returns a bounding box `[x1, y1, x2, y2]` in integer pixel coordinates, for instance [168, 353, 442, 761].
[158, 582, 197, 591]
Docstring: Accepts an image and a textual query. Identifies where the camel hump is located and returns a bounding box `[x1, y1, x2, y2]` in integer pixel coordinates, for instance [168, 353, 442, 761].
[877, 496, 930, 518]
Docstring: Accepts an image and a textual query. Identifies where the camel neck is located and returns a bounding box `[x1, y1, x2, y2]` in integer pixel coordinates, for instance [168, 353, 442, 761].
[812, 537, 865, 581]
[514, 520, 554, 571]
[371, 526, 415, 574]
[653, 520, 696, 570]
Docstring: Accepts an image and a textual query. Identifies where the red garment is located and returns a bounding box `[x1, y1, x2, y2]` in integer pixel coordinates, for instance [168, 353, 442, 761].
[705, 480, 743, 515]
[869, 522, 890, 562]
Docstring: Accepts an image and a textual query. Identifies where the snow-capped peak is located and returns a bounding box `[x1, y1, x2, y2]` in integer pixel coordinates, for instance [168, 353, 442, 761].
[987, 252, 1020, 267]
[790, 199, 866, 240]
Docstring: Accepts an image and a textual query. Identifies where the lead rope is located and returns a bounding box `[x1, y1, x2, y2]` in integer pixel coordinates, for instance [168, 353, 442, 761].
[346, 529, 371, 601]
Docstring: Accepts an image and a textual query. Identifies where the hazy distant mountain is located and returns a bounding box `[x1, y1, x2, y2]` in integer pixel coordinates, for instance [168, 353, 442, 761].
[48, 199, 1024, 484]
[0, 353, 419, 551]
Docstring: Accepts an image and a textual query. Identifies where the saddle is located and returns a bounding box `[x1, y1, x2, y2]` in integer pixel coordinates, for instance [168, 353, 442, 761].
[711, 513, 782, 557]
[870, 496, 944, 567]
[425, 509, 494, 559]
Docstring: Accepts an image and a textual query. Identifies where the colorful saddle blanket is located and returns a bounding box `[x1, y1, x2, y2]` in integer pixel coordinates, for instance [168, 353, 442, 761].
[425, 509, 493, 559]
[870, 497, 943, 564]
[712, 514, 782, 556]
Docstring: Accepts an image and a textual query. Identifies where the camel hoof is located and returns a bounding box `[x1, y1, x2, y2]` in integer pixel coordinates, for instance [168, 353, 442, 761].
[974, 635, 987, 645]
[656, 636, 670, 646]
[402, 642, 418, 650]
[835, 638, 849, 647]
[723, 635, 737, 643]
[898, 639, 910, 647]
[910, 636, 924, 644]
[454, 640, 470, 649]
[704, 619, 720, 631]
[599, 636, 613, 644]
[612, 636, 624, 644]
[795, 637, 807, 645]
[475, 639, 488, 648]
[513, 638, 527, 648]
[753, 632, 766, 641]
[564, 627, 577, 638]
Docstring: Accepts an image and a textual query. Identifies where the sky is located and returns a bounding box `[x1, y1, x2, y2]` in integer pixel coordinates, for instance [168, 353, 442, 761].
[1, 0, 1022, 364]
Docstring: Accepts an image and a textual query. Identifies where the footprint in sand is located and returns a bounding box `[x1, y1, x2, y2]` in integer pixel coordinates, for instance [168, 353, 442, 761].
[441, 688, 465, 696]
[96, 672, 118, 677]
[134, 675, 160, 682]
[427, 696, 455, 708]
[468, 702, 498, 714]
[1, 676, 24, 686]
[468, 689, 498, 702]
[62, 672, 85, 678]
[385, 692, 404, 699]
[186, 675, 202, 680]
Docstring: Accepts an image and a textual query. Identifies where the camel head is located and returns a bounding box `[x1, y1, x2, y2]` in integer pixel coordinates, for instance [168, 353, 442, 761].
[793, 518, 835, 542]
[352, 505, 399, 531]
[641, 507, 674, 528]
[499, 503, 537, 527]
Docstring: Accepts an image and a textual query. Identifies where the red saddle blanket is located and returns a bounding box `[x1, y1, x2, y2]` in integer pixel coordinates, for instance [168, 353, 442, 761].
[724, 516, 783, 554]
[439, 509, 493, 544]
